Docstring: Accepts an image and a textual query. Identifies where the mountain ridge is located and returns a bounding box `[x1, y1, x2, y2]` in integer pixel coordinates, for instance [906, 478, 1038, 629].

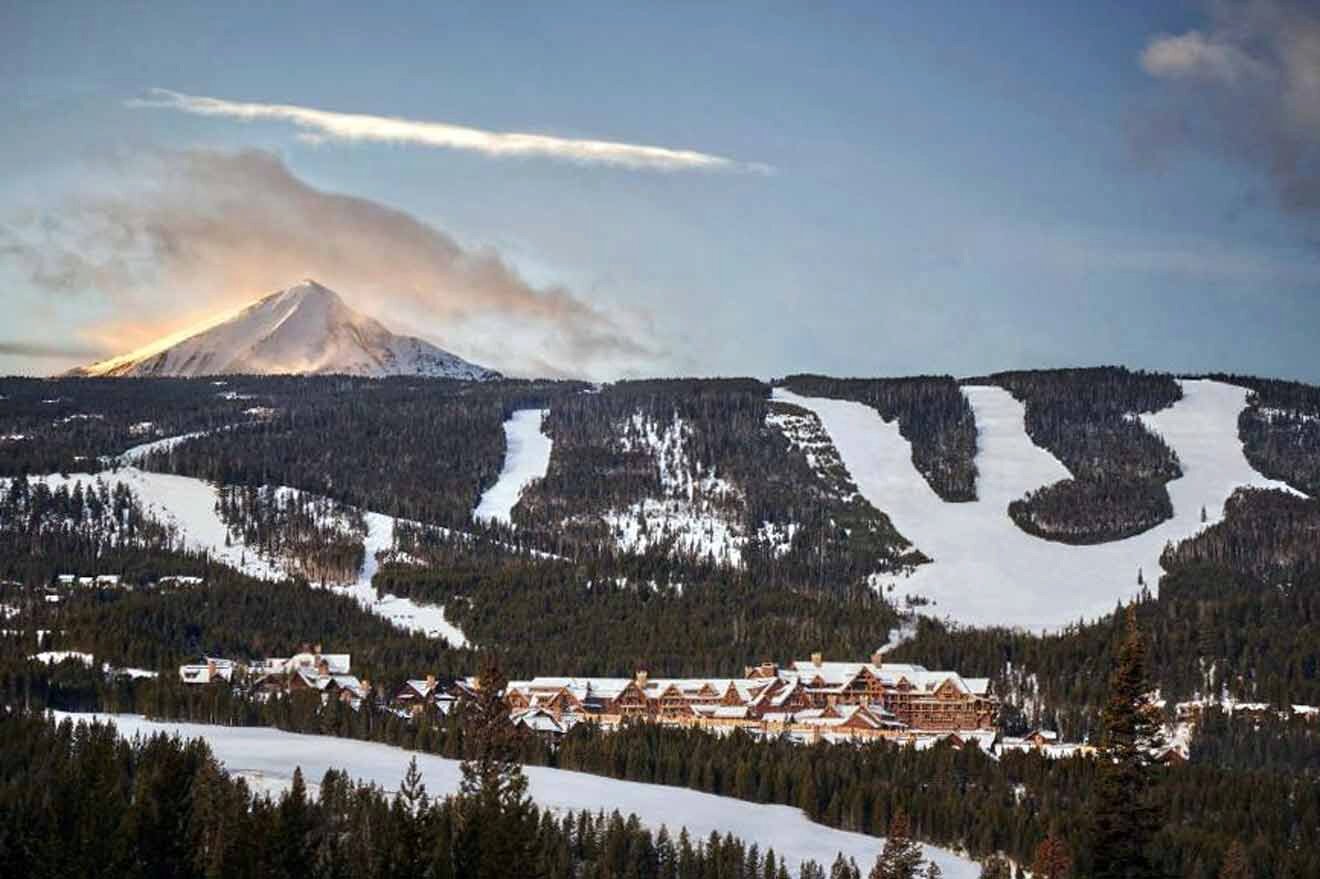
[68, 280, 499, 380]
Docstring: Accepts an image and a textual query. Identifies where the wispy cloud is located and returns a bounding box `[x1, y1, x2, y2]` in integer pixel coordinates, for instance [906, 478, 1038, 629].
[1136, 1, 1320, 235]
[0, 340, 107, 359]
[127, 88, 769, 174]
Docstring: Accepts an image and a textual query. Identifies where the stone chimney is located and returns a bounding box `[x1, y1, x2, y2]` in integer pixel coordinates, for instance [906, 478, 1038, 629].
[811, 651, 823, 667]
[206, 658, 216, 676]
[425, 673, 437, 691]
[635, 670, 649, 688]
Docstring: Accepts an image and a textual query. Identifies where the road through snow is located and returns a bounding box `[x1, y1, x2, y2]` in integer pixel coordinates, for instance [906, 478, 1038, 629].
[776, 380, 1298, 630]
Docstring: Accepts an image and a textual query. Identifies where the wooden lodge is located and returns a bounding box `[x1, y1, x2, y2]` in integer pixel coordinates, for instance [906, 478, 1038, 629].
[501, 651, 997, 740]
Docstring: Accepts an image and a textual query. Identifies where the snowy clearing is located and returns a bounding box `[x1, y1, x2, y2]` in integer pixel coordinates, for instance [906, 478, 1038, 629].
[776, 380, 1299, 630]
[473, 408, 553, 526]
[588, 411, 767, 566]
[65, 714, 977, 877]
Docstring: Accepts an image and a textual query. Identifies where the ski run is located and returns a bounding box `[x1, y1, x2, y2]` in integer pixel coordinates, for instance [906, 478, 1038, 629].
[472, 408, 553, 526]
[775, 380, 1299, 631]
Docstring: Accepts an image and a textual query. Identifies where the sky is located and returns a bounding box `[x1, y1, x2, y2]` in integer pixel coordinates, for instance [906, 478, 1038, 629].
[2, 1, 1319, 382]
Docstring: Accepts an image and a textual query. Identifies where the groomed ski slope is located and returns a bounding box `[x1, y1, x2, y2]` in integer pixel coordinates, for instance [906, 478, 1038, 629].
[32, 466, 470, 647]
[776, 380, 1299, 630]
[73, 714, 977, 877]
[473, 408, 552, 526]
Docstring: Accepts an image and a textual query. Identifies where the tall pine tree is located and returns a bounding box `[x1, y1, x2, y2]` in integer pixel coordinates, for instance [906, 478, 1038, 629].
[454, 654, 537, 879]
[1088, 609, 1164, 879]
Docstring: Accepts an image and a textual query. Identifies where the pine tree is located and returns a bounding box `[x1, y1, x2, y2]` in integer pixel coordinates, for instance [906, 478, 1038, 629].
[1088, 609, 1164, 879]
[1030, 834, 1071, 879]
[454, 654, 536, 879]
[870, 810, 926, 879]
[1217, 841, 1249, 879]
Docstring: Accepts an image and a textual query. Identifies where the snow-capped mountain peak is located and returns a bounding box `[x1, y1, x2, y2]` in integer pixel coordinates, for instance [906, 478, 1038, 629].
[70, 280, 499, 380]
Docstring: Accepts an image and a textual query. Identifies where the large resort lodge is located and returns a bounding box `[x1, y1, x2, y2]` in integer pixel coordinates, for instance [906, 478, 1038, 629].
[500, 651, 997, 741]
[182, 646, 998, 744]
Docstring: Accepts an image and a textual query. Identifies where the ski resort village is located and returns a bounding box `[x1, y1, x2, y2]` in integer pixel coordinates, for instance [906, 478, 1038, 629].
[8, 7, 1320, 871]
[177, 645, 1007, 748]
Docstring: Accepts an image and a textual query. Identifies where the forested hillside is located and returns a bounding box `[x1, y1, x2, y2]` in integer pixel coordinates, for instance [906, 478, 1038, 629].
[778, 375, 978, 502]
[0, 377, 262, 475]
[138, 376, 579, 527]
[512, 379, 923, 589]
[1210, 373, 1320, 497]
[982, 367, 1183, 544]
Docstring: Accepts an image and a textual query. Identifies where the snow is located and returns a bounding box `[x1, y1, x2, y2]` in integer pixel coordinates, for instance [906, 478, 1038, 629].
[32, 650, 94, 666]
[27, 466, 468, 646]
[473, 409, 552, 526]
[590, 411, 755, 566]
[33, 469, 284, 580]
[602, 498, 746, 566]
[74, 280, 496, 380]
[105, 664, 159, 679]
[776, 380, 1299, 630]
[62, 714, 978, 877]
[119, 430, 216, 466]
[327, 511, 470, 648]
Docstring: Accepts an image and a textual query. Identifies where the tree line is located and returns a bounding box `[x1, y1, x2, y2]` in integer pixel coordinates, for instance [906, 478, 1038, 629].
[984, 367, 1183, 544]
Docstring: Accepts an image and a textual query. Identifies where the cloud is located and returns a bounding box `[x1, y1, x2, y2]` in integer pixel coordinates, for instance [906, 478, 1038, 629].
[0, 340, 106, 359]
[128, 88, 769, 174]
[1137, 0, 1320, 227]
[0, 149, 666, 379]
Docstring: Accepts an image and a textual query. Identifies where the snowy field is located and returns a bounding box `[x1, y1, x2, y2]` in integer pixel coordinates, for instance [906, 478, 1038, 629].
[473, 408, 552, 526]
[30, 465, 469, 647]
[776, 380, 1299, 630]
[65, 714, 978, 877]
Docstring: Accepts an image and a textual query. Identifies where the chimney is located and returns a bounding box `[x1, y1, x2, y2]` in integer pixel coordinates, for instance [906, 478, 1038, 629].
[426, 673, 436, 691]
[471, 676, 481, 691]
[871, 650, 884, 666]
[315, 642, 323, 655]
[811, 651, 823, 667]
[206, 658, 216, 675]
[635, 670, 649, 688]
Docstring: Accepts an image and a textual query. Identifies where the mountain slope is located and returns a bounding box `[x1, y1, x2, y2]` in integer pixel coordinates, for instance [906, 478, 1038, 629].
[71, 280, 498, 380]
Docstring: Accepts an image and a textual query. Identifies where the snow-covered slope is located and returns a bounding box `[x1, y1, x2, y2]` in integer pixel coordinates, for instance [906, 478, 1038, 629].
[776, 380, 1299, 630]
[71, 280, 498, 380]
[67, 714, 978, 878]
[473, 408, 553, 526]
[31, 465, 469, 645]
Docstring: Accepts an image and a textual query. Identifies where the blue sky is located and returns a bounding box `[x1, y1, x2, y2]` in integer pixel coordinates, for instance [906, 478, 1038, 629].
[3, 1, 1318, 380]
